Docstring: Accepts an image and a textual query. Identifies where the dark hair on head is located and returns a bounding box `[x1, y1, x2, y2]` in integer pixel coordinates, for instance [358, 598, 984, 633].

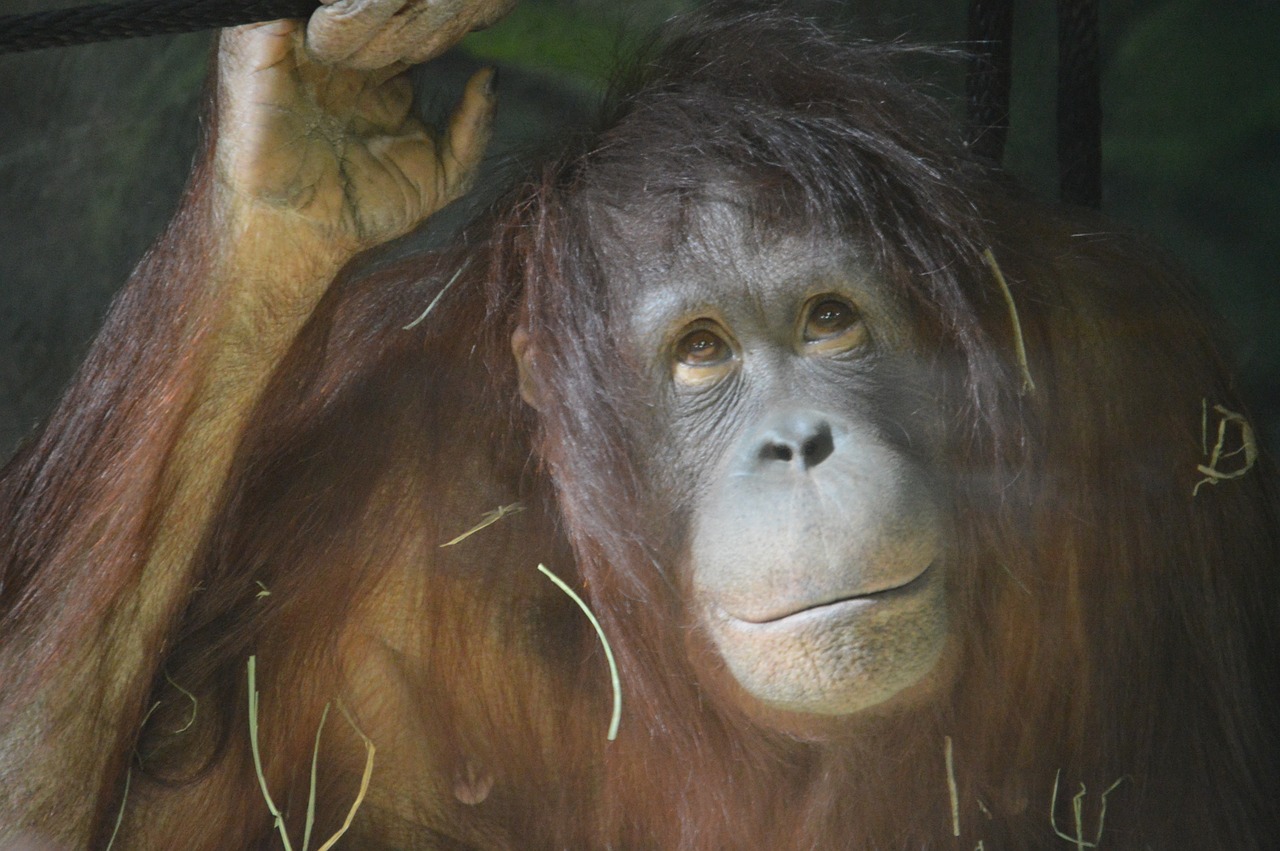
[484, 6, 1031, 726]
[495, 6, 1021, 486]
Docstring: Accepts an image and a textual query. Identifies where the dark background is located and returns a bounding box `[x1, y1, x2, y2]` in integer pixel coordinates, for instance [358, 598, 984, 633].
[1, 0, 1277, 458]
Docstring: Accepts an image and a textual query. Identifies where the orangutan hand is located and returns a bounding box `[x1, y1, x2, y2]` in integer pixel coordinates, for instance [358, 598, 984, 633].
[214, 0, 514, 256]
[307, 0, 518, 69]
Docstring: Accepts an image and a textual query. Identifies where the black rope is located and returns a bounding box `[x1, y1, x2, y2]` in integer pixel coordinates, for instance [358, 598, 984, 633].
[964, 0, 1014, 165]
[1056, 0, 1102, 208]
[8, 0, 1105, 211]
[0, 0, 318, 54]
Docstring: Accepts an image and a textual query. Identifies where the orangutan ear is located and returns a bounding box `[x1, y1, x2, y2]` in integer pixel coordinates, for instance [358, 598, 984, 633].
[511, 324, 544, 410]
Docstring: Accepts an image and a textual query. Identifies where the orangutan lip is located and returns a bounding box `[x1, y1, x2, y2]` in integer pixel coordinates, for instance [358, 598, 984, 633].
[730, 562, 934, 626]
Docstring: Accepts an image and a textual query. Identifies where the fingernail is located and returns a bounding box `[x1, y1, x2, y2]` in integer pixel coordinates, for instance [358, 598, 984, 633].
[485, 67, 500, 96]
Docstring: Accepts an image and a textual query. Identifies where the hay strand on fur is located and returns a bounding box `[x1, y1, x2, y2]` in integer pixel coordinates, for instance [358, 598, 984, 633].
[1092, 776, 1127, 847]
[403, 260, 470, 330]
[945, 735, 960, 837]
[1071, 782, 1088, 850]
[104, 767, 130, 851]
[1194, 403, 1257, 495]
[247, 655, 294, 851]
[315, 706, 376, 851]
[139, 699, 162, 730]
[440, 503, 525, 547]
[983, 248, 1035, 395]
[164, 671, 198, 734]
[1201, 398, 1209, 456]
[1049, 771, 1126, 849]
[301, 704, 331, 851]
[537, 563, 622, 741]
[246, 658, 376, 851]
[1048, 770, 1093, 850]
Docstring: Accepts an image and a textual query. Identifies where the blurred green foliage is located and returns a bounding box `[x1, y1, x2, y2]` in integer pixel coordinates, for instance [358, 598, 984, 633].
[1106, 0, 1279, 185]
[461, 0, 695, 87]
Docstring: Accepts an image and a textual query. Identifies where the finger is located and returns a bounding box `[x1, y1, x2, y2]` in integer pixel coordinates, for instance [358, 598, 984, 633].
[306, 0, 411, 66]
[215, 22, 307, 189]
[351, 71, 416, 130]
[341, 0, 518, 70]
[350, 2, 477, 68]
[437, 67, 499, 200]
[356, 68, 495, 229]
[219, 19, 301, 79]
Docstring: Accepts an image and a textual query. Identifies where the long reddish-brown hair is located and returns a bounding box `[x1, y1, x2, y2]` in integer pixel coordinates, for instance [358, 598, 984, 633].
[2, 6, 1276, 849]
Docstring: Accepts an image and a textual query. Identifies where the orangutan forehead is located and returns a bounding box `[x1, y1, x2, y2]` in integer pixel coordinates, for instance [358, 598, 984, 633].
[592, 194, 832, 281]
[590, 199, 907, 345]
[581, 172, 843, 257]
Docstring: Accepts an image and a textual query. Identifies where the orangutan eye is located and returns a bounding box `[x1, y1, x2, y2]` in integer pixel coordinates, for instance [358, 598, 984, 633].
[803, 298, 859, 341]
[801, 296, 867, 353]
[675, 328, 732, 366]
[671, 323, 737, 387]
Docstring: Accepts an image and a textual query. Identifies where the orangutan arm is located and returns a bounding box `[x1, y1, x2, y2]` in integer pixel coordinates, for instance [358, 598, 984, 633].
[155, 12, 502, 593]
[0, 2, 512, 844]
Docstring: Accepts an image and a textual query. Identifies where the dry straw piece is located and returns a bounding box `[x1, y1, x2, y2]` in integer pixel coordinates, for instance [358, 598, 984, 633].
[1194, 401, 1257, 496]
[164, 671, 198, 734]
[945, 736, 960, 837]
[104, 768, 131, 851]
[440, 503, 525, 547]
[247, 656, 376, 851]
[1049, 770, 1126, 851]
[403, 260, 470, 331]
[982, 248, 1035, 395]
[537, 563, 622, 741]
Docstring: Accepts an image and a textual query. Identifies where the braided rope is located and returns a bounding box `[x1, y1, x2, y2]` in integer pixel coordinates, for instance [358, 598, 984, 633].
[1056, 0, 1101, 208]
[0, 0, 317, 54]
[964, 0, 1014, 165]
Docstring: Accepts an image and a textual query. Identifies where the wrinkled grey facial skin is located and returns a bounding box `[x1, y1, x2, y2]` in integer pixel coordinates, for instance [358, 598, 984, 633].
[604, 200, 950, 717]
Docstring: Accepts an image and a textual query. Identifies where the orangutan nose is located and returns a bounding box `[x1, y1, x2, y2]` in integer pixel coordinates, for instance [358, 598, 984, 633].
[756, 412, 835, 471]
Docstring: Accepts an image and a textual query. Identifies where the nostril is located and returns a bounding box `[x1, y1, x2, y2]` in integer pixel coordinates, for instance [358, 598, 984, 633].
[760, 442, 795, 463]
[757, 417, 834, 470]
[801, 425, 834, 468]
